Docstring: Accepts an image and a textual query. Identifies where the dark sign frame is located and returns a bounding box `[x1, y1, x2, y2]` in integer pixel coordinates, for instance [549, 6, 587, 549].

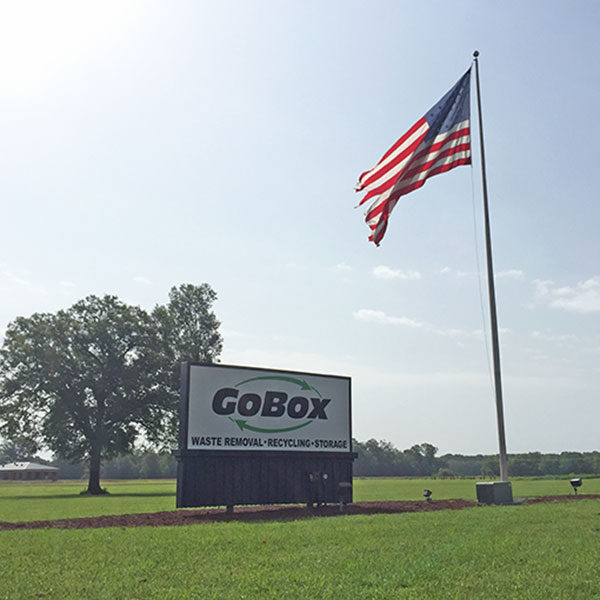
[175, 362, 355, 509]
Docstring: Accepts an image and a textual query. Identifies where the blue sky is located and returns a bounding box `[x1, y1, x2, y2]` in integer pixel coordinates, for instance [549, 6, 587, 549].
[1, 0, 598, 454]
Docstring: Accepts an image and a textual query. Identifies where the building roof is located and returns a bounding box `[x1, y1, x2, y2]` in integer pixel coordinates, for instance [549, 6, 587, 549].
[0, 462, 59, 472]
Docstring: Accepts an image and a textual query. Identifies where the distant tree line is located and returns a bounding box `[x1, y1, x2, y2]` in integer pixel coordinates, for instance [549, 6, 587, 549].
[50, 451, 177, 480]
[353, 440, 442, 477]
[4, 438, 598, 480]
[353, 440, 600, 477]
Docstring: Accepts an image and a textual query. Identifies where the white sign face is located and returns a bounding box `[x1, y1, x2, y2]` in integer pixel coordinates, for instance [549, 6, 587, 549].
[185, 364, 351, 453]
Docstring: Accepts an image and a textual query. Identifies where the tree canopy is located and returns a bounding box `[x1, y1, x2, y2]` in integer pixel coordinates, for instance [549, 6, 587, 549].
[0, 436, 40, 464]
[151, 283, 223, 446]
[0, 284, 222, 493]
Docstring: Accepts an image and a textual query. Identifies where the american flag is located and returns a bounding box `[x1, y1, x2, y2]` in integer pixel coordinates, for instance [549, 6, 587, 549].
[356, 69, 472, 246]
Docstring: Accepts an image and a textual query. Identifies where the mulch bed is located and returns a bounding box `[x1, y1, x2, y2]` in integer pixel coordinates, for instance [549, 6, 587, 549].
[524, 494, 600, 504]
[1, 495, 598, 531]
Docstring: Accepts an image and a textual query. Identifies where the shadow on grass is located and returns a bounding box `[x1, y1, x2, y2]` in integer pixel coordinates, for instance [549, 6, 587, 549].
[0, 491, 175, 501]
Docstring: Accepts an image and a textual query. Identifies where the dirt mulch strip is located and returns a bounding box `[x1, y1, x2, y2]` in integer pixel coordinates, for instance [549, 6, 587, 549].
[0, 495, 598, 531]
[524, 493, 600, 504]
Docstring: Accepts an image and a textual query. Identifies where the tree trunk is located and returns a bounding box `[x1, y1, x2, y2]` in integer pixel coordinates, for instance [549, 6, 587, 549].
[85, 444, 105, 495]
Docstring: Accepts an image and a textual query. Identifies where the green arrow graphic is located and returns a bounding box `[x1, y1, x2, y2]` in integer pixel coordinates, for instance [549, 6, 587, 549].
[228, 417, 313, 433]
[235, 375, 322, 397]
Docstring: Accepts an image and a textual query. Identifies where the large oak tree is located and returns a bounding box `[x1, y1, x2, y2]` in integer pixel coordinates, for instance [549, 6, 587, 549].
[0, 284, 222, 494]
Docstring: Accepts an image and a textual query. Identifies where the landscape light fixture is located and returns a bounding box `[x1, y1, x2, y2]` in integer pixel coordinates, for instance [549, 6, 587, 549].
[423, 489, 432, 503]
[570, 478, 582, 495]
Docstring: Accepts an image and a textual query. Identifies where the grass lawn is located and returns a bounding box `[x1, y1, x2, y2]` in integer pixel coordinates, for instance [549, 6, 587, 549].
[1, 498, 599, 599]
[0, 480, 176, 522]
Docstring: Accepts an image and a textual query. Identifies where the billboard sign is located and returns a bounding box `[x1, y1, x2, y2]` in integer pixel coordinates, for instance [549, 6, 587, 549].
[182, 363, 351, 453]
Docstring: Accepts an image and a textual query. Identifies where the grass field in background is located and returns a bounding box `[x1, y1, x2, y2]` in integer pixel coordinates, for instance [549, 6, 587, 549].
[0, 480, 176, 522]
[353, 475, 600, 502]
[1, 476, 599, 523]
[1, 496, 599, 599]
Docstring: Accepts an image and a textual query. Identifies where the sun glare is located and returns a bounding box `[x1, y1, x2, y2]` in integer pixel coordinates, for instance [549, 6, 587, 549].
[0, 1, 140, 92]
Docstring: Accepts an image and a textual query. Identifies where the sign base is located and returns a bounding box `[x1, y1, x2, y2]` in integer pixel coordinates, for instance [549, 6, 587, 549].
[176, 450, 355, 508]
[476, 481, 514, 505]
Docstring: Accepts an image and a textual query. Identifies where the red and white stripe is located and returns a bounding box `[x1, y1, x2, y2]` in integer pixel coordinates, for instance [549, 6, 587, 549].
[357, 119, 471, 245]
[356, 118, 429, 206]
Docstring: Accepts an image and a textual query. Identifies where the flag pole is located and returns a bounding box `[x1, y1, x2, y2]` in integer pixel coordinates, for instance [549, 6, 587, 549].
[472, 50, 509, 482]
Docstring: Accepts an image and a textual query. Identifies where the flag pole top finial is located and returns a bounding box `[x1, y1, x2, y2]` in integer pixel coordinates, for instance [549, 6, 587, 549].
[473, 50, 480, 58]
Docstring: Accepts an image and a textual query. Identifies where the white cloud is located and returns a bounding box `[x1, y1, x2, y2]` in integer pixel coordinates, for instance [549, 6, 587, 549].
[440, 267, 470, 278]
[59, 280, 76, 288]
[373, 265, 421, 280]
[533, 279, 552, 298]
[334, 263, 352, 272]
[534, 276, 600, 313]
[284, 262, 307, 272]
[496, 269, 525, 280]
[221, 329, 244, 339]
[133, 276, 152, 285]
[0, 264, 46, 295]
[353, 309, 425, 328]
[1, 267, 31, 287]
[353, 308, 480, 338]
[531, 330, 579, 343]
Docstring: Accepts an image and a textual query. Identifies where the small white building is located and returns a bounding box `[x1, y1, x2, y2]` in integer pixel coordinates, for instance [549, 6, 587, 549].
[0, 462, 59, 481]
